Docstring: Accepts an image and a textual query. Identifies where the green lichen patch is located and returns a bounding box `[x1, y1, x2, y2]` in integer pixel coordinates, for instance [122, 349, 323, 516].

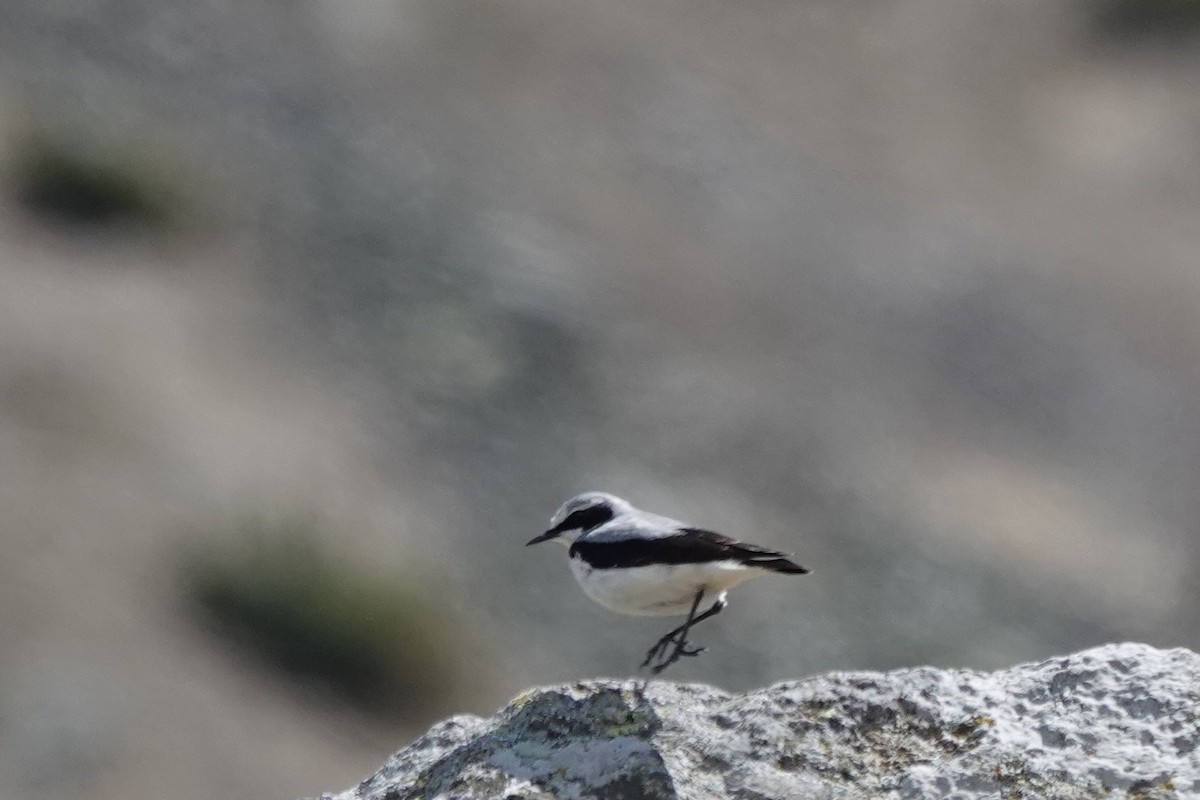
[1128, 775, 1177, 800]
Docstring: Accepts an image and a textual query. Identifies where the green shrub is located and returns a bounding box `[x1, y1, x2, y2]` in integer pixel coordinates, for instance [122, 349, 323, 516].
[1094, 0, 1200, 40]
[10, 130, 182, 228]
[180, 518, 462, 719]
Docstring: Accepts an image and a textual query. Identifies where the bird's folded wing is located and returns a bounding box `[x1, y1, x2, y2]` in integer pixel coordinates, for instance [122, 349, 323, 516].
[570, 526, 804, 571]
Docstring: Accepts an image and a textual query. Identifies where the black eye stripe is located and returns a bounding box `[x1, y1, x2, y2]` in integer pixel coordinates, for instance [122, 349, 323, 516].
[556, 504, 614, 533]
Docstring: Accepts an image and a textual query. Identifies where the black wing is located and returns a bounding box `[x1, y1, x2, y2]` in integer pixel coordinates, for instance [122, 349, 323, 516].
[571, 527, 808, 573]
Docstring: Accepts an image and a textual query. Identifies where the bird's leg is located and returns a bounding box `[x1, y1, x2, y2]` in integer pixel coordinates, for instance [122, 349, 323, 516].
[638, 592, 700, 671]
[653, 596, 726, 672]
[641, 590, 727, 673]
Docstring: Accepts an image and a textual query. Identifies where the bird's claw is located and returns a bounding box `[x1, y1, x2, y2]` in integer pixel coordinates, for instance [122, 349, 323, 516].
[640, 639, 674, 670]
[642, 634, 707, 674]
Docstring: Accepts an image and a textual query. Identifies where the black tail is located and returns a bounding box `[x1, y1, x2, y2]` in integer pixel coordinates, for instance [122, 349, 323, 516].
[673, 527, 811, 575]
[732, 541, 809, 573]
[746, 555, 809, 574]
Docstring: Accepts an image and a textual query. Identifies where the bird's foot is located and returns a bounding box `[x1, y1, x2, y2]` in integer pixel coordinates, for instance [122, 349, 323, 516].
[639, 632, 677, 671]
[641, 633, 707, 674]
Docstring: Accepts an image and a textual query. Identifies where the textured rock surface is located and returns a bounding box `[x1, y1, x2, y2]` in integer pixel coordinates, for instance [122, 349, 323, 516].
[318, 643, 1199, 799]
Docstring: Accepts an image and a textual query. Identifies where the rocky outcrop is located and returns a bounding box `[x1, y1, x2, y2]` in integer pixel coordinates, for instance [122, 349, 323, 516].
[317, 643, 1199, 799]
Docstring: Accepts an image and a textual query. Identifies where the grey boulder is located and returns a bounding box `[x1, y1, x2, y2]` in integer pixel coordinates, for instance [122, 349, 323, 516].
[318, 642, 1198, 799]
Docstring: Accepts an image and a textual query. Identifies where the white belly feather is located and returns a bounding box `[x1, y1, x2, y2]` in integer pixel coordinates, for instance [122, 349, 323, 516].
[567, 556, 764, 616]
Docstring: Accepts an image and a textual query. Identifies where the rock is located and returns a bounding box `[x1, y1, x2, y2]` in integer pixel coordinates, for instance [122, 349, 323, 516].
[315, 643, 1199, 799]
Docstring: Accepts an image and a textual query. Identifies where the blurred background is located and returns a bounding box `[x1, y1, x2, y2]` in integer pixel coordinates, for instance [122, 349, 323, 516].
[1, 0, 1199, 797]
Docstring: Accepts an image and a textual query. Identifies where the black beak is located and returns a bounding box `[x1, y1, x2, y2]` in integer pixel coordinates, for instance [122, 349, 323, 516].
[526, 530, 560, 546]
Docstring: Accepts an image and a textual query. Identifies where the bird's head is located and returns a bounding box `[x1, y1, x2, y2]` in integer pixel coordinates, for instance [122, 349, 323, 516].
[527, 491, 631, 546]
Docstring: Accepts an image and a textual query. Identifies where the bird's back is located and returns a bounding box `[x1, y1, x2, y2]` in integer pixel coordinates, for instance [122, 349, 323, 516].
[575, 510, 808, 574]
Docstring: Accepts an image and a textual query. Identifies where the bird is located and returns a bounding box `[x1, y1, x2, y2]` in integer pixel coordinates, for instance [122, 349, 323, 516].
[527, 491, 809, 673]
